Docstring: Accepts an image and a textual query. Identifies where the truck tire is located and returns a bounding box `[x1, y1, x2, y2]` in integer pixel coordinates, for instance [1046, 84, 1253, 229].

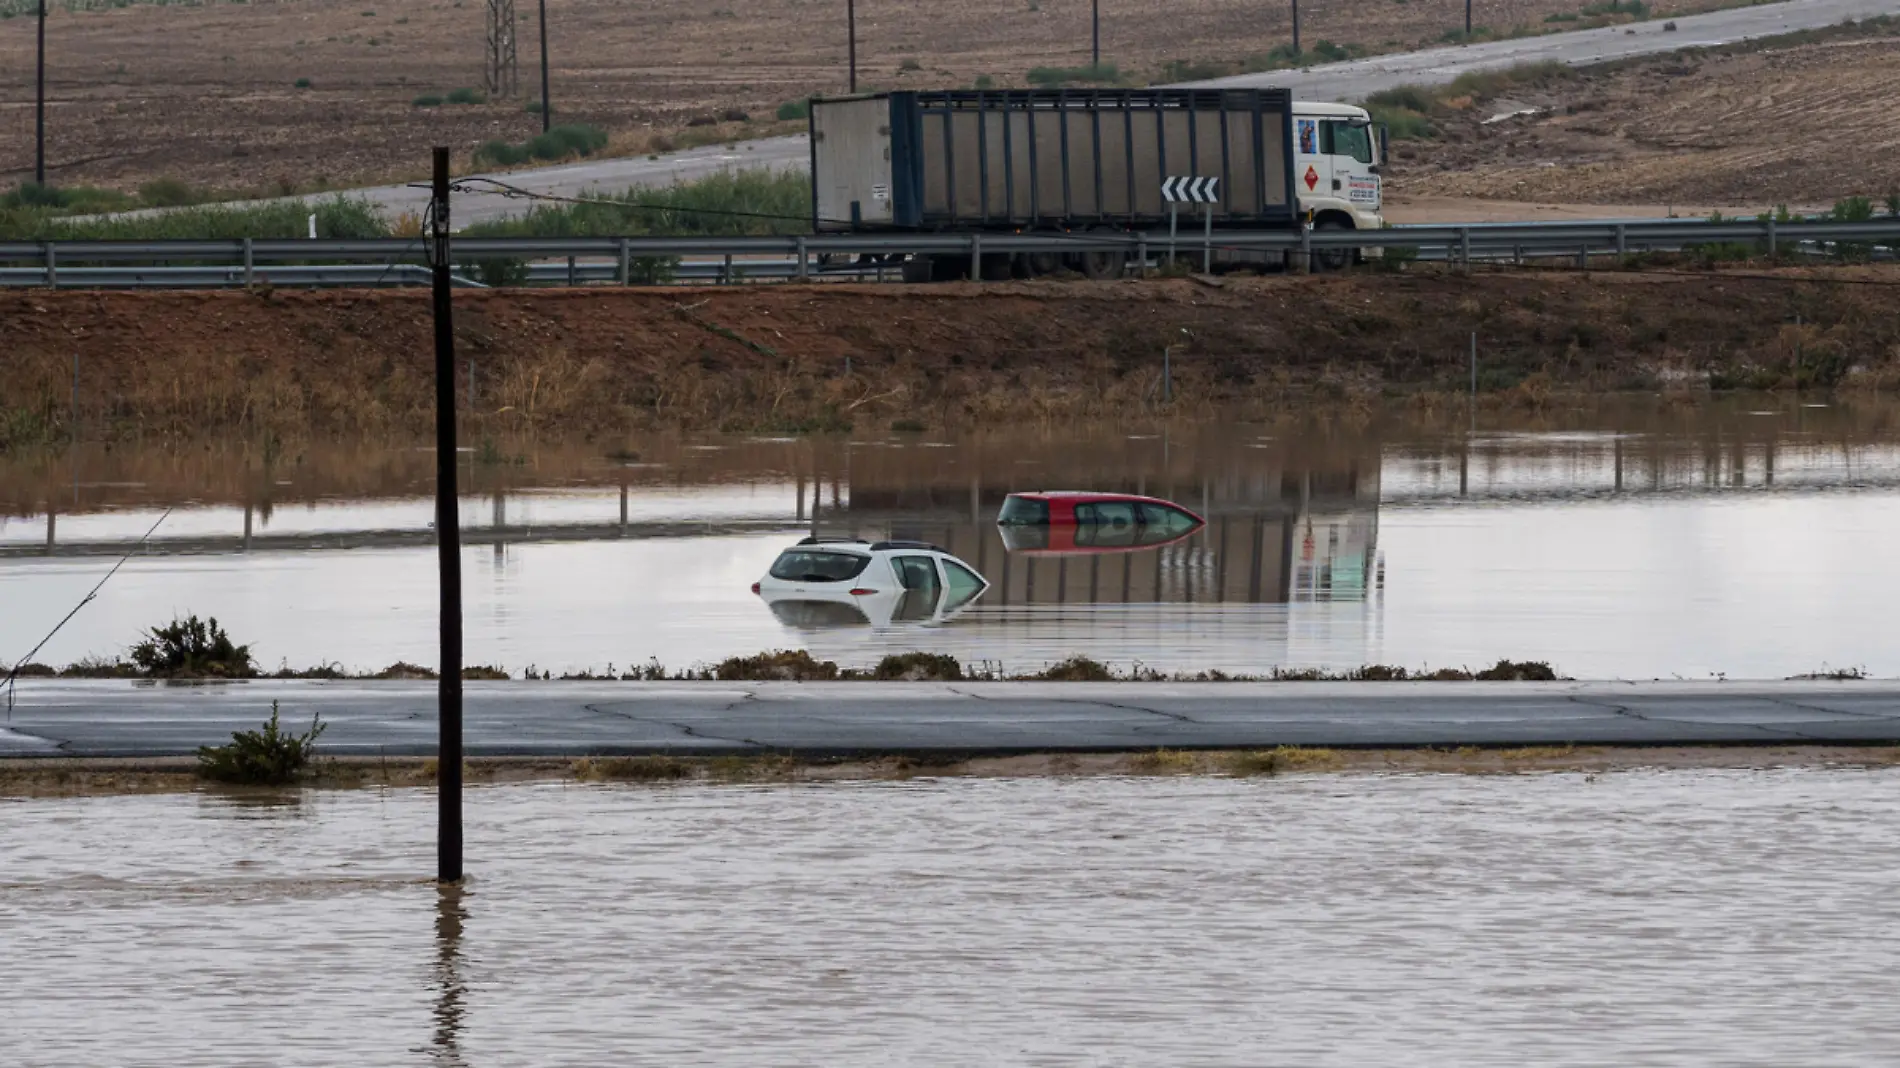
[1311, 219, 1355, 272]
[1081, 226, 1126, 280]
[1027, 229, 1064, 276]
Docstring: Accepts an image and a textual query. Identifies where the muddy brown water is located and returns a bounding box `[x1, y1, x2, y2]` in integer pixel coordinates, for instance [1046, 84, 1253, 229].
[3, 768, 1898, 1065]
[4, 397, 1900, 678]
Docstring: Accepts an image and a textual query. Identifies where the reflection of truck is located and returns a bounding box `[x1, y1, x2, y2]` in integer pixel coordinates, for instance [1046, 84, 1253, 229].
[808, 88, 1385, 280]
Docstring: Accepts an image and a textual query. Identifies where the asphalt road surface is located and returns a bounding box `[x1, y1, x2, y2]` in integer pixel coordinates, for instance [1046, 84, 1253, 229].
[146, 0, 1892, 227]
[4, 680, 1896, 758]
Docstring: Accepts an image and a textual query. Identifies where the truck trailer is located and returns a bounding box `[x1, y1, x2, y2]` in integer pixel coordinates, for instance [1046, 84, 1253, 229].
[808, 87, 1386, 280]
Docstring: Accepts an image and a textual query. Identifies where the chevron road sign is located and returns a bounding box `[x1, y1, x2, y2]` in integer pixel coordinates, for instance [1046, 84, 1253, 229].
[1162, 176, 1220, 203]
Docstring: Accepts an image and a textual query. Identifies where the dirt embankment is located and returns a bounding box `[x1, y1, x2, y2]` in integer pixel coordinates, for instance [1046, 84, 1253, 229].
[1391, 26, 1900, 208]
[5, 268, 1900, 444]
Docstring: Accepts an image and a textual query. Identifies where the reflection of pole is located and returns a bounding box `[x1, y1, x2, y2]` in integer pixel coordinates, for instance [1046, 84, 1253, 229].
[432, 883, 468, 1062]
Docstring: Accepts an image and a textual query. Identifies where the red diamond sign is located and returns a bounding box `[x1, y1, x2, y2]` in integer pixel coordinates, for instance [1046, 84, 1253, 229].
[1304, 165, 1320, 191]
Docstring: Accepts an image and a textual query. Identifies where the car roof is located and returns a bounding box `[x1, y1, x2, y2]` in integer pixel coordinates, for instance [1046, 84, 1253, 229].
[784, 537, 952, 555]
[1006, 491, 1186, 506]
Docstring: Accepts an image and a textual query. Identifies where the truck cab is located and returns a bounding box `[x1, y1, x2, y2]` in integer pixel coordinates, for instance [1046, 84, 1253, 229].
[1291, 101, 1386, 264]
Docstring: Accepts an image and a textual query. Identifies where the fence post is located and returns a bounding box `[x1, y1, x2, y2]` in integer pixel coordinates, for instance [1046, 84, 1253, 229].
[243, 238, 255, 287]
[1136, 233, 1148, 278]
[1614, 224, 1627, 259]
[970, 232, 982, 280]
[1577, 245, 1589, 270]
[43, 241, 56, 288]
[796, 236, 809, 281]
[566, 255, 577, 286]
[1765, 216, 1777, 258]
[1458, 227, 1471, 268]
[723, 253, 733, 284]
[618, 238, 631, 284]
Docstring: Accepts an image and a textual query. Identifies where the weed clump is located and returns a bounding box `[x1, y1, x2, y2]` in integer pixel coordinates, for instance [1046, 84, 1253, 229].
[195, 701, 326, 784]
[370, 661, 437, 679]
[1127, 748, 1200, 774]
[446, 87, 486, 105]
[576, 755, 692, 781]
[1027, 62, 1120, 87]
[130, 615, 256, 678]
[712, 649, 840, 681]
[868, 652, 963, 681]
[474, 124, 608, 167]
[1035, 656, 1115, 682]
[1473, 660, 1559, 681]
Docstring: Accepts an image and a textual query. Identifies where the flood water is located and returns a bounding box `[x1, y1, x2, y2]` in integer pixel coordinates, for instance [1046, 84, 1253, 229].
[5, 397, 1900, 677]
[4, 768, 1898, 1065]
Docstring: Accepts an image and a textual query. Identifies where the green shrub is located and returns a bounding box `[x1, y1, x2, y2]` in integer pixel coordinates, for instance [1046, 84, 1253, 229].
[711, 650, 840, 680]
[196, 702, 327, 784]
[137, 176, 202, 207]
[130, 614, 257, 678]
[473, 138, 529, 167]
[869, 652, 962, 680]
[412, 93, 444, 107]
[1035, 655, 1115, 681]
[1473, 659, 1559, 681]
[898, 58, 921, 72]
[294, 77, 312, 88]
[775, 98, 810, 121]
[1026, 62, 1119, 86]
[447, 86, 486, 105]
[973, 74, 995, 90]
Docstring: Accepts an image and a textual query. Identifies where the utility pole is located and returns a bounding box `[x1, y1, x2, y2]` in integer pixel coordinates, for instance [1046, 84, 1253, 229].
[1466, 0, 1473, 36]
[847, 0, 857, 93]
[1291, 0, 1301, 55]
[537, 0, 551, 133]
[484, 0, 518, 99]
[36, 0, 47, 185]
[1091, 0, 1099, 68]
[429, 147, 465, 885]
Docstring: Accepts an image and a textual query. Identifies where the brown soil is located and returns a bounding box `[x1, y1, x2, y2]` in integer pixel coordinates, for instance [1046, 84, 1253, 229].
[1391, 27, 1900, 208]
[5, 745, 1896, 797]
[6, 268, 1900, 442]
[0, 0, 1749, 194]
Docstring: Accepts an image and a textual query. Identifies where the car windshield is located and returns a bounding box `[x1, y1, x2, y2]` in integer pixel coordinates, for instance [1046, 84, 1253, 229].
[768, 550, 871, 583]
[997, 495, 1050, 525]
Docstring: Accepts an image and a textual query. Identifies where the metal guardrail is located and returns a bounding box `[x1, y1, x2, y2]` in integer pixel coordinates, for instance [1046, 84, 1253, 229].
[2, 217, 1896, 288]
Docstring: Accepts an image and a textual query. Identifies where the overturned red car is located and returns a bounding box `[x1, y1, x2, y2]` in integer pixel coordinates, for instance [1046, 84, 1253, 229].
[994, 491, 1205, 554]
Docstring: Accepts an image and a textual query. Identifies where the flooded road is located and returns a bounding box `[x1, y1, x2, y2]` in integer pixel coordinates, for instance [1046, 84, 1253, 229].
[4, 398, 1900, 677]
[3, 768, 1898, 1065]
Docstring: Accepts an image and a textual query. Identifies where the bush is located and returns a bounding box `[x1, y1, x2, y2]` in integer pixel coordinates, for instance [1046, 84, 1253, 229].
[294, 77, 312, 88]
[1034, 655, 1115, 681]
[1473, 659, 1559, 681]
[775, 98, 810, 121]
[130, 615, 257, 678]
[869, 652, 963, 681]
[711, 649, 840, 681]
[1026, 62, 1120, 87]
[412, 93, 444, 107]
[973, 74, 995, 90]
[2, 195, 388, 241]
[196, 702, 326, 784]
[899, 58, 922, 72]
[473, 138, 529, 167]
[447, 86, 486, 105]
[473, 124, 607, 167]
[137, 176, 202, 207]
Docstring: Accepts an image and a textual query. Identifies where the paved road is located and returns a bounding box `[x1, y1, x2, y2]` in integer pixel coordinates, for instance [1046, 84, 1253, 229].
[3, 680, 1896, 758]
[153, 0, 1896, 227]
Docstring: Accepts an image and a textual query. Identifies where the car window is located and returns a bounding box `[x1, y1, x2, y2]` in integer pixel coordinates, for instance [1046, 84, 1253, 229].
[892, 555, 941, 590]
[769, 550, 871, 582]
[1324, 120, 1373, 165]
[892, 588, 942, 623]
[997, 495, 1050, 526]
[1137, 502, 1199, 535]
[1075, 501, 1138, 527]
[943, 560, 986, 592]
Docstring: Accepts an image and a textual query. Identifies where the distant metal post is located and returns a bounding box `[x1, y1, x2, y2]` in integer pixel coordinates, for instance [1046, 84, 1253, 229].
[537, 0, 551, 134]
[1766, 216, 1777, 258]
[1136, 232, 1147, 277]
[848, 0, 857, 93]
[970, 231, 981, 279]
[1614, 223, 1627, 258]
[35, 0, 46, 186]
[618, 237, 630, 283]
[43, 241, 56, 288]
[242, 238, 255, 286]
[1092, 0, 1100, 67]
[1202, 203, 1213, 274]
[429, 147, 465, 886]
[797, 236, 809, 280]
[1458, 226, 1471, 268]
[1291, 0, 1300, 53]
[1466, 0, 1472, 36]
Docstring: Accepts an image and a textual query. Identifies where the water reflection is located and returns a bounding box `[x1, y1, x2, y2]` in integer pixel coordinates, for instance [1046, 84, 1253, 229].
[431, 882, 468, 1068]
[8, 398, 1900, 675]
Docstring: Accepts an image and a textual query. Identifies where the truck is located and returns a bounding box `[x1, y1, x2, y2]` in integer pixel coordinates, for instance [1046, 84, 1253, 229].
[807, 87, 1386, 281]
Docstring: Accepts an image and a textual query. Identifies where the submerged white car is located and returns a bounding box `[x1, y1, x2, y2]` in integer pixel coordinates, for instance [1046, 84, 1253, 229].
[753, 537, 989, 629]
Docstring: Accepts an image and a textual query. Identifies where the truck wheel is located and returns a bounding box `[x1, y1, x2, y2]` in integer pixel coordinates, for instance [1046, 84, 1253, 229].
[1027, 229, 1064, 276]
[1311, 219, 1355, 272]
[1081, 226, 1126, 280]
[901, 256, 934, 284]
